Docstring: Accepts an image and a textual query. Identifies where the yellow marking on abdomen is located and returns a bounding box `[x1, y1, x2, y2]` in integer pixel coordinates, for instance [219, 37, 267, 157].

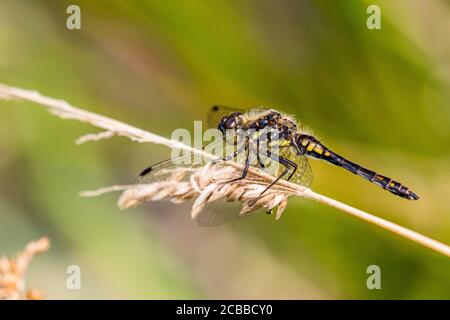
[313, 145, 324, 155]
[306, 143, 315, 152]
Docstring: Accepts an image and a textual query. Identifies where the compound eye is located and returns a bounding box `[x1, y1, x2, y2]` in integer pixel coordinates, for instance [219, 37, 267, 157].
[259, 119, 269, 126]
[224, 117, 237, 129]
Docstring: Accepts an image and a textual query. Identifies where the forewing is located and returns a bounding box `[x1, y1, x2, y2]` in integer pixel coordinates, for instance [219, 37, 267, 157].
[135, 153, 201, 185]
[207, 105, 244, 128]
[136, 134, 229, 185]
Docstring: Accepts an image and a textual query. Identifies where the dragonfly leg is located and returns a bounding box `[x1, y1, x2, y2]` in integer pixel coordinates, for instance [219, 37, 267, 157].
[225, 136, 251, 183]
[285, 158, 298, 181]
[212, 143, 245, 166]
[259, 153, 293, 196]
[210, 136, 244, 165]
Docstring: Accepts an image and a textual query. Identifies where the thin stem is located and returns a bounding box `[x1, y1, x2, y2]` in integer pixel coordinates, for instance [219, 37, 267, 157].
[0, 83, 449, 258]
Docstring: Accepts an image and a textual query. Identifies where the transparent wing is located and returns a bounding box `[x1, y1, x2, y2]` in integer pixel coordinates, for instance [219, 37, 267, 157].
[286, 148, 313, 188]
[135, 134, 228, 185]
[207, 105, 244, 128]
[196, 198, 268, 227]
[132, 134, 231, 206]
[259, 145, 313, 188]
[135, 153, 201, 185]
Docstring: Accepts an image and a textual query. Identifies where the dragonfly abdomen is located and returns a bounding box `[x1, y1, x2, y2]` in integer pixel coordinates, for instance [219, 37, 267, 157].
[296, 134, 419, 200]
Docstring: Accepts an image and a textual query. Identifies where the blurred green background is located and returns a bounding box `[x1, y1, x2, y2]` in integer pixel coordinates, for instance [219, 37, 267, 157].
[0, 0, 449, 299]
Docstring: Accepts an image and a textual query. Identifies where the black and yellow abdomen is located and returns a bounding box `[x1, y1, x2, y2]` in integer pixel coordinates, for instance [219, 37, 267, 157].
[296, 134, 419, 200]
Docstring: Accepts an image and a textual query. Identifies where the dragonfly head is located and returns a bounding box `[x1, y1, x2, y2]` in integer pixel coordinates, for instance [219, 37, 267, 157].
[218, 112, 244, 136]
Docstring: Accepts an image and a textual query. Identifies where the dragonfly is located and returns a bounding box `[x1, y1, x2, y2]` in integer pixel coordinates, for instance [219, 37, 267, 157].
[135, 106, 419, 225]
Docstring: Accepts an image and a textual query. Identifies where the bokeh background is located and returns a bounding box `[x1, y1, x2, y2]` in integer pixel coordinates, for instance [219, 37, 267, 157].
[0, 0, 449, 299]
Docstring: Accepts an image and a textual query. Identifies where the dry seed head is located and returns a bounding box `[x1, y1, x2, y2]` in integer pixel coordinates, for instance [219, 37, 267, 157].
[118, 161, 302, 221]
[0, 237, 50, 300]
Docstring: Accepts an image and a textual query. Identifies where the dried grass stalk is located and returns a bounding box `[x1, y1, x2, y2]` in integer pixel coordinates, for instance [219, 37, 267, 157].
[0, 237, 50, 300]
[1, 83, 449, 258]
